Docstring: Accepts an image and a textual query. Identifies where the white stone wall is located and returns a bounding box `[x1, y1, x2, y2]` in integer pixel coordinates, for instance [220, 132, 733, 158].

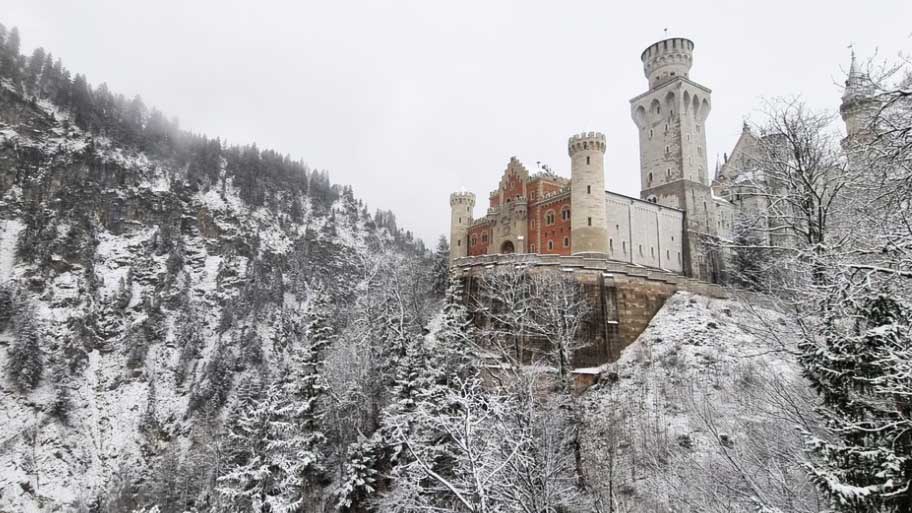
[604, 191, 683, 272]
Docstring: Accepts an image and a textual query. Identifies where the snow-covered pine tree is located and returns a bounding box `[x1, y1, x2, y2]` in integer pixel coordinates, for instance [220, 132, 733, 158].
[217, 301, 333, 513]
[6, 305, 43, 391]
[801, 294, 912, 512]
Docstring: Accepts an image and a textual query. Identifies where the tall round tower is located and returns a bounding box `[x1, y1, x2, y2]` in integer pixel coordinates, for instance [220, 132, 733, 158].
[568, 132, 608, 255]
[449, 191, 475, 263]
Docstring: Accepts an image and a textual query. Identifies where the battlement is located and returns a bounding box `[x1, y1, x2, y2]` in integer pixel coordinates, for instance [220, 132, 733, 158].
[449, 191, 476, 206]
[641, 37, 694, 88]
[568, 132, 607, 156]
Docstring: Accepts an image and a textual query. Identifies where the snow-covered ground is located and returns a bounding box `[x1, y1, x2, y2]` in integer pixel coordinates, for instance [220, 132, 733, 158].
[581, 292, 821, 512]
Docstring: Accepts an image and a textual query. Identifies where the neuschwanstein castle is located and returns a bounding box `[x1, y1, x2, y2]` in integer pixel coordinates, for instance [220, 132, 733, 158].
[448, 36, 872, 283]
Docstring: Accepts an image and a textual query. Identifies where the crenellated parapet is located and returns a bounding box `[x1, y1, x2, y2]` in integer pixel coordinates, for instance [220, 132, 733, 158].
[450, 191, 476, 207]
[568, 132, 607, 156]
[641, 37, 694, 88]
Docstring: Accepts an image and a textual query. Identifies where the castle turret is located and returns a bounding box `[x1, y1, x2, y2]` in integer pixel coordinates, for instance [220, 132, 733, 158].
[631, 37, 720, 281]
[568, 132, 608, 254]
[840, 51, 878, 148]
[449, 191, 475, 262]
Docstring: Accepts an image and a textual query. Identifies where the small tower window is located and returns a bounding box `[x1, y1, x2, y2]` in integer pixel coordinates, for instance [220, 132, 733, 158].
[547, 240, 554, 250]
[651, 247, 655, 257]
[665, 145, 670, 155]
[609, 238, 613, 251]
[457, 240, 461, 247]
[458, 217, 462, 223]
[648, 173, 653, 185]
[649, 129, 654, 139]
[667, 249, 670, 260]
[563, 237, 570, 248]
[623, 241, 627, 254]
[586, 156, 590, 165]
[639, 245, 643, 256]
[587, 185, 591, 194]
[530, 243, 535, 252]
[666, 168, 671, 178]
[587, 217, 592, 226]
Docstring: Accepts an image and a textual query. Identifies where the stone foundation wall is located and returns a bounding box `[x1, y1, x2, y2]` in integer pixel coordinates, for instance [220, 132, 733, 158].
[454, 253, 733, 368]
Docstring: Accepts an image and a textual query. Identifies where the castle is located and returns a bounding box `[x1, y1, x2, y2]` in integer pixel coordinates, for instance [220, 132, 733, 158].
[448, 37, 872, 284]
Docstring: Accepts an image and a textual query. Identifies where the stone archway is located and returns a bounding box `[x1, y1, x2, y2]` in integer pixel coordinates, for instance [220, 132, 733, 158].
[500, 240, 515, 254]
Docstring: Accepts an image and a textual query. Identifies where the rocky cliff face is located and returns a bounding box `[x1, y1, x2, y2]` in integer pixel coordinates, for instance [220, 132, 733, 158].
[0, 81, 426, 512]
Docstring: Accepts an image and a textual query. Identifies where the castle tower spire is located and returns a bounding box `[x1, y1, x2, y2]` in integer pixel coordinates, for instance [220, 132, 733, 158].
[840, 49, 878, 148]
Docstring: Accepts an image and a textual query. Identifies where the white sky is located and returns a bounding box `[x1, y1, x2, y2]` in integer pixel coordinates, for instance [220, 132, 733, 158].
[6, 1, 912, 245]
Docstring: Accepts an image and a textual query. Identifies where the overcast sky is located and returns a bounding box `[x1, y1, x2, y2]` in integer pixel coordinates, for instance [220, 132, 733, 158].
[6, 1, 912, 245]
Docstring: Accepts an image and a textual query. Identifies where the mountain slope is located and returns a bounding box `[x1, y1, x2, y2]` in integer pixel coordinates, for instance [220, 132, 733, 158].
[0, 42, 434, 512]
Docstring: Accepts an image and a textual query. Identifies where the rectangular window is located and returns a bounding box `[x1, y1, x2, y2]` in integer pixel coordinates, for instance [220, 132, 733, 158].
[586, 156, 590, 165]
[587, 217, 592, 226]
[587, 185, 591, 194]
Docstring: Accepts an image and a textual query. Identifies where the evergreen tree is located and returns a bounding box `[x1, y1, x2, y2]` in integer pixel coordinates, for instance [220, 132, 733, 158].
[430, 235, 450, 298]
[6, 307, 43, 392]
[801, 294, 912, 512]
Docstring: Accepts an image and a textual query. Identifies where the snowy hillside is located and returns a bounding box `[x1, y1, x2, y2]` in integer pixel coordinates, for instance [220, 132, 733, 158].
[580, 292, 823, 513]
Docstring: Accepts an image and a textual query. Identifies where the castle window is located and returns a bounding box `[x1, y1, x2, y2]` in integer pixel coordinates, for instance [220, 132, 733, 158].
[649, 129, 654, 139]
[471, 237, 477, 246]
[561, 207, 571, 221]
[639, 245, 643, 256]
[665, 145, 670, 155]
[457, 240, 461, 246]
[587, 185, 591, 194]
[458, 217, 462, 223]
[648, 173, 653, 185]
[666, 249, 670, 260]
[651, 247, 655, 257]
[623, 241, 627, 254]
[545, 210, 556, 225]
[563, 237, 570, 248]
[587, 217, 592, 226]
[609, 238, 613, 251]
[678, 252, 681, 263]
[547, 240, 554, 250]
[530, 243, 535, 252]
[586, 156, 590, 165]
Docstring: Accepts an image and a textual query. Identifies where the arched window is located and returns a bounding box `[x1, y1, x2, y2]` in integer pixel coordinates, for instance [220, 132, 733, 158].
[609, 238, 614, 252]
[563, 237, 570, 248]
[471, 236, 477, 246]
[545, 210, 556, 225]
[648, 173, 653, 185]
[587, 185, 591, 194]
[561, 207, 571, 221]
[587, 217, 592, 226]
[547, 240, 554, 250]
[586, 156, 590, 165]
[639, 245, 643, 256]
[530, 243, 536, 252]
